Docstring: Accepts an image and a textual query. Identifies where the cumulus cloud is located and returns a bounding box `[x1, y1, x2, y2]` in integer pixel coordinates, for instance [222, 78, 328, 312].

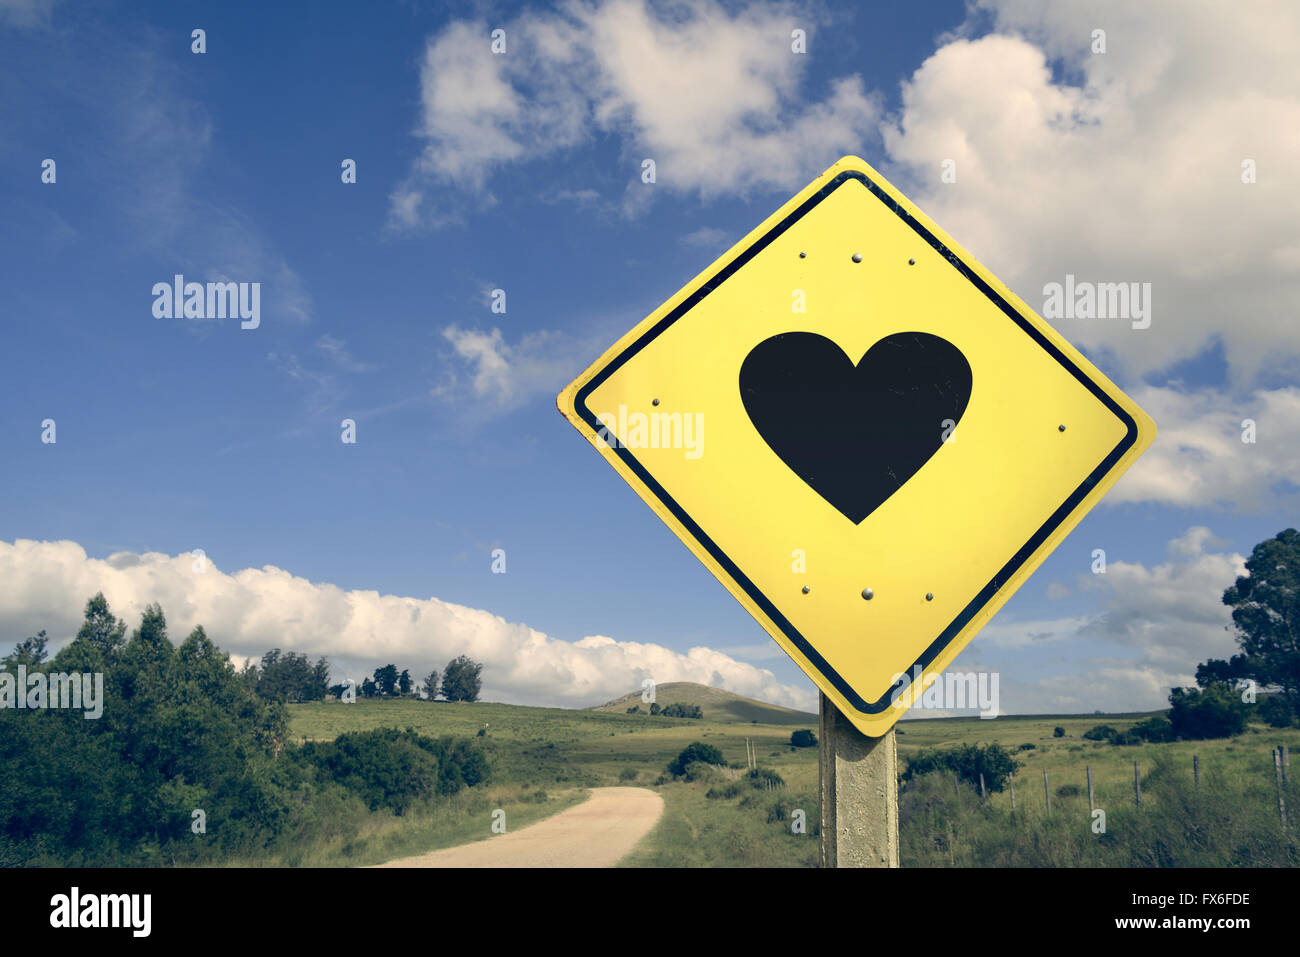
[967, 527, 1247, 712]
[390, 0, 879, 226]
[880, 0, 1300, 386]
[0, 539, 815, 711]
[1076, 526, 1245, 674]
[1109, 385, 1300, 510]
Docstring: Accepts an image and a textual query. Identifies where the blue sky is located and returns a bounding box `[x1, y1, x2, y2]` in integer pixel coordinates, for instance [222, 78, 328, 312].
[2, 0, 1297, 714]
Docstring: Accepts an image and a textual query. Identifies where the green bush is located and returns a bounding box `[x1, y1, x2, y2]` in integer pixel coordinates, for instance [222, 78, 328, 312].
[790, 729, 818, 748]
[746, 767, 785, 790]
[681, 761, 721, 783]
[1259, 696, 1298, 728]
[1083, 724, 1118, 741]
[1053, 727, 1066, 738]
[667, 742, 724, 777]
[1131, 715, 1174, 742]
[706, 782, 744, 800]
[618, 767, 638, 782]
[1169, 685, 1250, 740]
[304, 728, 489, 813]
[1056, 784, 1080, 797]
[902, 743, 1021, 793]
[1018, 743, 1036, 751]
[659, 702, 703, 719]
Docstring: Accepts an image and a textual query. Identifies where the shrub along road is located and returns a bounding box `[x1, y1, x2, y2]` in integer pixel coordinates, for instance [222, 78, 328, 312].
[373, 787, 664, 868]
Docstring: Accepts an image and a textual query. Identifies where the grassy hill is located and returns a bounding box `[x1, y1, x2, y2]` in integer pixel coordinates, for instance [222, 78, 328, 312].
[589, 681, 817, 725]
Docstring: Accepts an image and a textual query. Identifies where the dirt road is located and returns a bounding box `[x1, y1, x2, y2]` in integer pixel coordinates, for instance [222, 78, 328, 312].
[375, 786, 664, 868]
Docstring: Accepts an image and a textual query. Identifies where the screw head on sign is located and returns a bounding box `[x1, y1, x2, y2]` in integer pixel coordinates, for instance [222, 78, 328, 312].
[925, 592, 934, 601]
[851, 253, 863, 263]
[652, 398, 660, 407]
[801, 586, 810, 595]
[861, 587, 874, 600]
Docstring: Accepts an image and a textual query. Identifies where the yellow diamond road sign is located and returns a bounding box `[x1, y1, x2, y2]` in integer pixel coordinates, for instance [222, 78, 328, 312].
[558, 155, 1156, 737]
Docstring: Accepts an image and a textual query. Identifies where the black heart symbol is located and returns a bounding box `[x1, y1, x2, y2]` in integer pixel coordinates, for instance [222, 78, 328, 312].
[739, 331, 972, 524]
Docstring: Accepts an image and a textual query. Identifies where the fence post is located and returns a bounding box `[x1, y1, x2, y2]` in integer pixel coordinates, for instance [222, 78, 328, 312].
[1281, 745, 1290, 789]
[1086, 765, 1095, 814]
[979, 772, 986, 802]
[1009, 774, 1016, 812]
[1043, 769, 1051, 814]
[1193, 754, 1200, 788]
[1134, 761, 1141, 808]
[1276, 747, 1290, 829]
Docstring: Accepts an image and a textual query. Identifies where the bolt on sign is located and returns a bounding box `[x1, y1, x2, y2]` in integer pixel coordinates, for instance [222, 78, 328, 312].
[557, 155, 1156, 737]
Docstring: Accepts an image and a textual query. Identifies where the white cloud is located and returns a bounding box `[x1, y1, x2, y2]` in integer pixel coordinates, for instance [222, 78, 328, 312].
[1109, 385, 1300, 510]
[975, 615, 1096, 652]
[391, 0, 879, 226]
[1077, 526, 1245, 674]
[880, 1, 1300, 385]
[679, 226, 730, 249]
[966, 527, 1247, 712]
[0, 539, 815, 711]
[436, 324, 591, 412]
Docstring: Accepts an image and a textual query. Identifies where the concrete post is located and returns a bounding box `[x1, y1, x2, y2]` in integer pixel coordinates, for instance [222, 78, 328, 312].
[819, 693, 899, 867]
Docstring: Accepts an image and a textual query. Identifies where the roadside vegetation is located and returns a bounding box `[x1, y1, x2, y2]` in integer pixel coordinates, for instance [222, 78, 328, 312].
[4, 528, 1297, 867]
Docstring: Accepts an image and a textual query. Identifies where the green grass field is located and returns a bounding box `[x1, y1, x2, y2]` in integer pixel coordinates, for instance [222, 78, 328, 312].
[287, 689, 1300, 867]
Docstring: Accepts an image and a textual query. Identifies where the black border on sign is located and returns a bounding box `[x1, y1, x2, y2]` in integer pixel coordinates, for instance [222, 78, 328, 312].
[574, 170, 1138, 717]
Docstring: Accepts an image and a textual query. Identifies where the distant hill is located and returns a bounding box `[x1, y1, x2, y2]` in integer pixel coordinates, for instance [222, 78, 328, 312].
[590, 681, 816, 726]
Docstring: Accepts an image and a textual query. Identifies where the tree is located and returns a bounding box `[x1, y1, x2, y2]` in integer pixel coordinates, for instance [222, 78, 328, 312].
[312, 658, 331, 700]
[398, 669, 412, 696]
[1210, 528, 1300, 707]
[1168, 685, 1249, 740]
[440, 656, 483, 703]
[423, 670, 440, 701]
[1259, 695, 1298, 728]
[790, 729, 817, 747]
[373, 664, 399, 697]
[1053, 726, 1065, 738]
[254, 649, 330, 703]
[361, 677, 377, 698]
[75, 593, 126, 657]
[2, 631, 48, 668]
[118, 603, 173, 701]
